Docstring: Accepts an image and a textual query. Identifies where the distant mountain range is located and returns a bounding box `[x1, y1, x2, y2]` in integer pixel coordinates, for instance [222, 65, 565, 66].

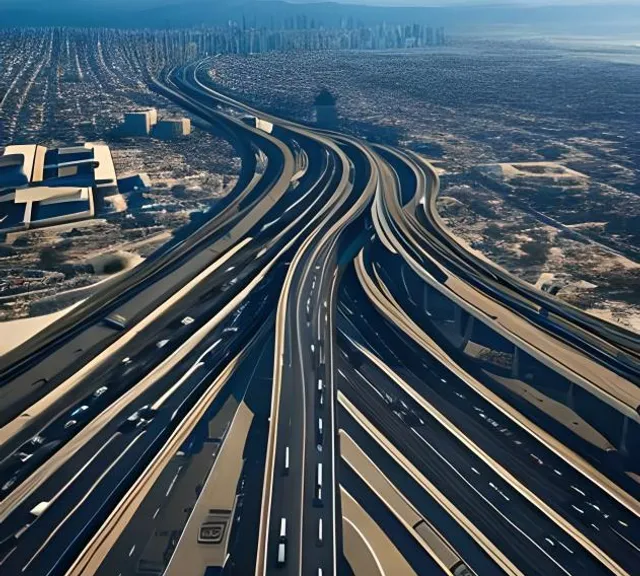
[1, 0, 639, 35]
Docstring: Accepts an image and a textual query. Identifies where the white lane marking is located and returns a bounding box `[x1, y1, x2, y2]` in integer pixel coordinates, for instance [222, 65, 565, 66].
[555, 539, 574, 554]
[343, 515, 385, 576]
[153, 507, 160, 519]
[165, 466, 183, 497]
[155, 336, 224, 411]
[44, 435, 118, 508]
[22, 433, 144, 571]
[128, 545, 136, 557]
[260, 217, 280, 232]
[570, 486, 586, 497]
[572, 505, 584, 514]
[352, 367, 385, 401]
[611, 527, 640, 553]
[411, 428, 573, 576]
[284, 186, 313, 213]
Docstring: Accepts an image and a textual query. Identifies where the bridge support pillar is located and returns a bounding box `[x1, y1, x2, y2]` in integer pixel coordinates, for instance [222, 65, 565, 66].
[566, 382, 575, 410]
[620, 417, 629, 455]
[461, 316, 474, 350]
[511, 346, 520, 379]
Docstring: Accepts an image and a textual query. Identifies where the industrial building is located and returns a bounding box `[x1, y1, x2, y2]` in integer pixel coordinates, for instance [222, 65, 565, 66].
[121, 109, 158, 137]
[153, 118, 191, 140]
[0, 143, 118, 232]
[120, 108, 190, 140]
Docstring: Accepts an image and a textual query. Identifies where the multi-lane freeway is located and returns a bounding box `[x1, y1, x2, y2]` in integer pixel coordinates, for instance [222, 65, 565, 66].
[0, 54, 639, 576]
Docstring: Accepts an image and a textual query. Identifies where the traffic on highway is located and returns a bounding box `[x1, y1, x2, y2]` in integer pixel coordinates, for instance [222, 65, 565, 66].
[0, 53, 639, 576]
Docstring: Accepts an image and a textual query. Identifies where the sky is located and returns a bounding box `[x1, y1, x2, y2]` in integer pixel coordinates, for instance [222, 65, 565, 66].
[289, 0, 637, 4]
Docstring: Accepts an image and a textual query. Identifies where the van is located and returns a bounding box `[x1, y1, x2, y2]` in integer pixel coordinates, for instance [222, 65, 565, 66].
[313, 462, 324, 507]
[284, 446, 290, 475]
[276, 517, 287, 564]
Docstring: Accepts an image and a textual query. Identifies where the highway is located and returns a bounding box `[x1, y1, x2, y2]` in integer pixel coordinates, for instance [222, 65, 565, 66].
[0, 52, 639, 576]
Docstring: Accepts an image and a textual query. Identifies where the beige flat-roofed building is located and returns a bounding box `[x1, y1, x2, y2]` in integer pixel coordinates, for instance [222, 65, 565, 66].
[86, 143, 117, 192]
[14, 186, 90, 204]
[3, 145, 37, 178]
[0, 144, 47, 191]
[0, 142, 115, 232]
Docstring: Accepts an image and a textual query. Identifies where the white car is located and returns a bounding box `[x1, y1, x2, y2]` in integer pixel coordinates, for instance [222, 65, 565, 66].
[70, 405, 89, 418]
[181, 316, 195, 326]
[16, 451, 33, 463]
[93, 386, 108, 398]
[30, 435, 45, 446]
[2, 477, 16, 492]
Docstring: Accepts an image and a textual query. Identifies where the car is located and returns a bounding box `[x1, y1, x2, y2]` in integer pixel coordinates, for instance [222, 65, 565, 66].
[138, 405, 156, 418]
[119, 405, 156, 432]
[1, 477, 17, 492]
[30, 434, 45, 446]
[70, 405, 89, 418]
[16, 451, 33, 463]
[93, 386, 108, 398]
[119, 412, 141, 432]
[103, 313, 127, 330]
[156, 339, 170, 349]
[181, 316, 195, 326]
[277, 542, 286, 566]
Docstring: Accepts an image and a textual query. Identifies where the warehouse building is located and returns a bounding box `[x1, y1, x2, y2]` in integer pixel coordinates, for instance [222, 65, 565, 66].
[153, 118, 191, 140]
[121, 109, 158, 137]
[0, 143, 118, 231]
